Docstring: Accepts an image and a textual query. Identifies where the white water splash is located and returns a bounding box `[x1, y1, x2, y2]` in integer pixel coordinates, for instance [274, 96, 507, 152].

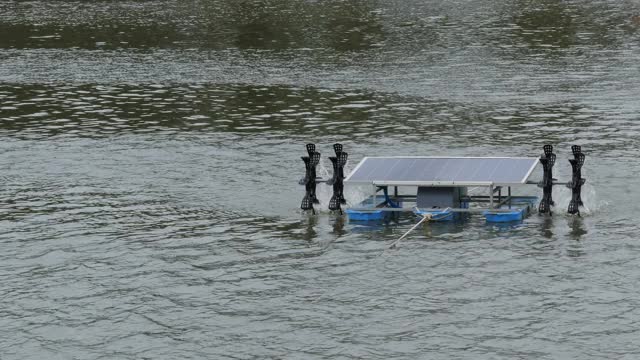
[551, 182, 601, 216]
[311, 160, 374, 212]
[314, 161, 332, 210]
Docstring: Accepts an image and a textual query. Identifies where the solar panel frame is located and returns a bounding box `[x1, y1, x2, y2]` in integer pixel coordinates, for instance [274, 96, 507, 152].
[345, 156, 539, 186]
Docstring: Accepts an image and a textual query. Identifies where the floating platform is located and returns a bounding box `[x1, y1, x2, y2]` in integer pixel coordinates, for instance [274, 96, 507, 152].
[344, 157, 541, 223]
[300, 144, 588, 225]
[346, 195, 539, 223]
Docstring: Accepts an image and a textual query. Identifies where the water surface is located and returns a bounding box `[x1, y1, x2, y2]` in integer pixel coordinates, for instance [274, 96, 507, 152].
[2, 1, 640, 359]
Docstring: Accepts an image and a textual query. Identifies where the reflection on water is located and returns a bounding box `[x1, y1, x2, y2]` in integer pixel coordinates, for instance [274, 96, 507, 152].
[330, 215, 347, 237]
[568, 216, 588, 240]
[0, 23, 184, 49]
[302, 214, 318, 242]
[229, 0, 312, 50]
[540, 215, 555, 239]
[324, 1, 385, 51]
[2, 0, 637, 52]
[2, 83, 639, 154]
[0, 0, 384, 51]
[565, 216, 589, 257]
[516, 1, 580, 49]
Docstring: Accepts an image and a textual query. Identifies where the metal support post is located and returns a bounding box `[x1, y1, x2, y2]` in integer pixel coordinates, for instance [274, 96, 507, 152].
[489, 184, 494, 208]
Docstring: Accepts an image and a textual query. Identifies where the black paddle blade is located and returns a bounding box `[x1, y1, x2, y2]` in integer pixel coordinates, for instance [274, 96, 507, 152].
[329, 194, 341, 211]
[571, 145, 582, 157]
[306, 143, 315, 156]
[300, 151, 316, 212]
[538, 193, 552, 215]
[333, 143, 343, 156]
[567, 148, 586, 213]
[310, 151, 321, 167]
[337, 152, 348, 167]
[547, 152, 556, 168]
[574, 152, 585, 168]
[301, 193, 314, 211]
[327, 156, 338, 186]
[538, 145, 556, 213]
[538, 157, 552, 187]
[568, 155, 585, 178]
[328, 146, 347, 212]
[568, 189, 581, 215]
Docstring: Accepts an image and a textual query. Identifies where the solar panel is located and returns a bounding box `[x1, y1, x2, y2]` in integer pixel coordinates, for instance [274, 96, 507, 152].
[345, 157, 539, 186]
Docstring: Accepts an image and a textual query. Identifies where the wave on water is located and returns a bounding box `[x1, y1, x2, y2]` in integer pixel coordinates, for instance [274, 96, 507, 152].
[552, 182, 602, 217]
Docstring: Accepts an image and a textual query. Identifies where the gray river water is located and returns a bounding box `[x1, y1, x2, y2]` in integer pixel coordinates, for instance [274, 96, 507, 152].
[2, 0, 640, 359]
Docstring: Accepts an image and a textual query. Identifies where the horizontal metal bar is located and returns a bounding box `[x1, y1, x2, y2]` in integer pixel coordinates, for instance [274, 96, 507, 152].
[362, 156, 539, 160]
[391, 195, 417, 199]
[298, 177, 328, 184]
[347, 207, 529, 214]
[465, 195, 509, 199]
[525, 180, 569, 186]
[347, 207, 413, 212]
[347, 181, 508, 187]
[447, 208, 525, 213]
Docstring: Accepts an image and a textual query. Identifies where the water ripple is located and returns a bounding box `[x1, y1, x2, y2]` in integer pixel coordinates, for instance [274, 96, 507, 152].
[2, 0, 640, 358]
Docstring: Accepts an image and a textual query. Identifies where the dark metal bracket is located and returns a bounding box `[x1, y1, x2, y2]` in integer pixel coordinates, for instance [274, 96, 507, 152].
[538, 144, 556, 215]
[300, 143, 321, 214]
[537, 144, 587, 216]
[328, 144, 348, 214]
[299, 143, 348, 214]
[567, 145, 586, 216]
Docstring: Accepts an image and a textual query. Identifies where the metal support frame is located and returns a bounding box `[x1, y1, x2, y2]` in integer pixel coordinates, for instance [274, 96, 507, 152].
[567, 145, 586, 215]
[348, 207, 530, 214]
[372, 185, 378, 207]
[328, 144, 348, 213]
[489, 184, 494, 208]
[298, 143, 587, 220]
[300, 144, 321, 214]
[538, 145, 556, 215]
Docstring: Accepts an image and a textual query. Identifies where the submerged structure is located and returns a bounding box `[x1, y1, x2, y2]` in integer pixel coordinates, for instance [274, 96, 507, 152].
[299, 144, 586, 222]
